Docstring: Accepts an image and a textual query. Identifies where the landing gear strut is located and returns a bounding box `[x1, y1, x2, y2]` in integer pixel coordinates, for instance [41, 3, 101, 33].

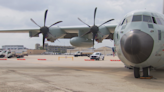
[134, 67, 140, 78]
[143, 67, 149, 77]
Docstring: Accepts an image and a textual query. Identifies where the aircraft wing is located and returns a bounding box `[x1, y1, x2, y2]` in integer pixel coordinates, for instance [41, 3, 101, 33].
[60, 24, 117, 39]
[0, 24, 116, 39]
[60, 26, 89, 38]
[0, 28, 39, 33]
[0, 28, 40, 37]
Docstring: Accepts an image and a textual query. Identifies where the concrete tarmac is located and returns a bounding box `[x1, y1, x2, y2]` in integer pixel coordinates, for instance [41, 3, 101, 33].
[0, 55, 164, 92]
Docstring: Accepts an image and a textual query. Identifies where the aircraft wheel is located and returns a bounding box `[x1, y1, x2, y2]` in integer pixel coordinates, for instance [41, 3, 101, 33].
[143, 67, 149, 77]
[102, 57, 104, 60]
[134, 67, 140, 78]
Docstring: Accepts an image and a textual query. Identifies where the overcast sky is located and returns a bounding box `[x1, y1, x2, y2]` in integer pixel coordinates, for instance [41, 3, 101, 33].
[0, 0, 163, 49]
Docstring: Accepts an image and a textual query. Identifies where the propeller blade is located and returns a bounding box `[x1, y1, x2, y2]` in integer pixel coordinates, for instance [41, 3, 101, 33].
[30, 18, 41, 27]
[92, 33, 96, 48]
[78, 18, 90, 27]
[44, 10, 48, 26]
[99, 19, 114, 27]
[42, 33, 47, 49]
[49, 21, 63, 28]
[94, 7, 97, 25]
[34, 32, 41, 36]
[81, 30, 92, 37]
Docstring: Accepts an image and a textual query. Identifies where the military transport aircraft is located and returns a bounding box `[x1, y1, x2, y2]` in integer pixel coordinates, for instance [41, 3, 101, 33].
[0, 7, 164, 78]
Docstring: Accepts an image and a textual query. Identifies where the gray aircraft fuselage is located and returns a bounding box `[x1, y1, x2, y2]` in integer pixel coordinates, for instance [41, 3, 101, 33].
[114, 10, 164, 69]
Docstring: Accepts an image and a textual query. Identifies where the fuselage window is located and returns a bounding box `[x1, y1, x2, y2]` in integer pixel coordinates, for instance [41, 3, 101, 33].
[132, 15, 142, 22]
[156, 18, 162, 25]
[143, 15, 152, 23]
[148, 24, 154, 28]
[152, 17, 157, 24]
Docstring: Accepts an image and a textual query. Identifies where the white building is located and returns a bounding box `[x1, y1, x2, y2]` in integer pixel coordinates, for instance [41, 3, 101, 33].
[2, 45, 27, 52]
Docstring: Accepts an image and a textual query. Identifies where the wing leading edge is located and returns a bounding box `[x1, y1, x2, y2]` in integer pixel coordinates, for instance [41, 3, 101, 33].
[0, 24, 117, 39]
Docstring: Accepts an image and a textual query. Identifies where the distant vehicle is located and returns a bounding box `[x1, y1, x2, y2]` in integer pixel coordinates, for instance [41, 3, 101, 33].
[42, 52, 54, 55]
[15, 51, 24, 58]
[5, 51, 16, 58]
[90, 52, 104, 60]
[23, 51, 28, 56]
[0, 50, 16, 58]
[0, 50, 6, 58]
[74, 51, 94, 57]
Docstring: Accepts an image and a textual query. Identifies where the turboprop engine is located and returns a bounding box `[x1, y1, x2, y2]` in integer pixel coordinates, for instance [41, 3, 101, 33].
[70, 37, 93, 47]
[46, 27, 66, 42]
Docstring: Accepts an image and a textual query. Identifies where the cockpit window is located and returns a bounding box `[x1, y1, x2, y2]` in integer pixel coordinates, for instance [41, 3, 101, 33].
[121, 19, 126, 25]
[156, 18, 162, 25]
[126, 16, 132, 23]
[160, 18, 164, 25]
[132, 15, 142, 22]
[143, 15, 152, 23]
[119, 16, 132, 26]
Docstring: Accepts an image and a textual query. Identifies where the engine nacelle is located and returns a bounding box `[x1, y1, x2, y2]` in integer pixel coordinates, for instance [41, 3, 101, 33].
[46, 26, 66, 42]
[70, 37, 93, 47]
[49, 26, 66, 38]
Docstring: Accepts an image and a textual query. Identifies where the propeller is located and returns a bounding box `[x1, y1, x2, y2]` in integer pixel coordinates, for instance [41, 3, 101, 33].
[30, 10, 62, 49]
[78, 7, 114, 48]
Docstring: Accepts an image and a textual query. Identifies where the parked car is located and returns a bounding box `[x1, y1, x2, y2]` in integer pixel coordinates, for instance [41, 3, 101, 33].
[74, 51, 94, 57]
[90, 52, 104, 60]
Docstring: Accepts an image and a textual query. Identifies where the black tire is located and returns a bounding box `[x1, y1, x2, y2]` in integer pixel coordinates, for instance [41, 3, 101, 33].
[134, 67, 140, 78]
[97, 58, 100, 60]
[0, 55, 4, 58]
[102, 57, 104, 60]
[143, 67, 149, 77]
[128, 67, 133, 69]
[8, 56, 12, 58]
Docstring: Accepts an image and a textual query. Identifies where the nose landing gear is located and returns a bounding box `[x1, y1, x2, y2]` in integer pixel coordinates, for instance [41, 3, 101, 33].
[134, 67, 140, 78]
[134, 67, 153, 79]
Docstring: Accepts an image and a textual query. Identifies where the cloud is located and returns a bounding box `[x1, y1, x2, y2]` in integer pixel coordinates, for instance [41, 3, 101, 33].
[0, 0, 49, 11]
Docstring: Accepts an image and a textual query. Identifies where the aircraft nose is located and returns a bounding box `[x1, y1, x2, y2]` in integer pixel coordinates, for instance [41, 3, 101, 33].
[120, 29, 154, 64]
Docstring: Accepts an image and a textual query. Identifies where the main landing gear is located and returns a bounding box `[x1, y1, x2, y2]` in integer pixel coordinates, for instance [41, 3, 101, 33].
[134, 67, 152, 79]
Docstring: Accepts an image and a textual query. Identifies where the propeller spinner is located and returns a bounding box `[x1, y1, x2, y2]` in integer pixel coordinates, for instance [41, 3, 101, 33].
[31, 10, 62, 49]
[78, 7, 114, 48]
